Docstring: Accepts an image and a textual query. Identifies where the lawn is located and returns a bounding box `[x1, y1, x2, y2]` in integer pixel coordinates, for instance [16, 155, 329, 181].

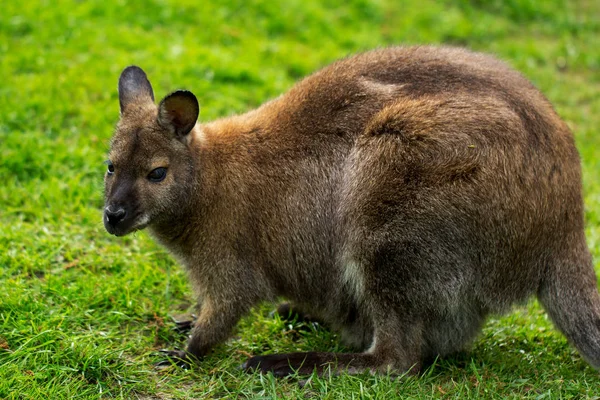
[1, 0, 600, 398]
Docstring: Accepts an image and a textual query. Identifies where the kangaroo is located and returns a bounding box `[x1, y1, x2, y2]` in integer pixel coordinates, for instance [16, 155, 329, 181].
[104, 46, 600, 376]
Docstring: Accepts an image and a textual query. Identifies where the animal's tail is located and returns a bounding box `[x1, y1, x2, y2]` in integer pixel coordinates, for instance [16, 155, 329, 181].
[537, 237, 600, 369]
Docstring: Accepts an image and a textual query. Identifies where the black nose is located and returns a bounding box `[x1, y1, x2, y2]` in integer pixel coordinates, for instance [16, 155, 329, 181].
[105, 206, 127, 226]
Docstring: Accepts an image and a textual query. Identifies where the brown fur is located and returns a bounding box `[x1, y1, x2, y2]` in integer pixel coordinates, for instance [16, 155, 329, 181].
[104, 46, 600, 376]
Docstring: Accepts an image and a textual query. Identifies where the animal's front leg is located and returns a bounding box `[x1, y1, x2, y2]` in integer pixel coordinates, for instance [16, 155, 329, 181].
[157, 296, 250, 368]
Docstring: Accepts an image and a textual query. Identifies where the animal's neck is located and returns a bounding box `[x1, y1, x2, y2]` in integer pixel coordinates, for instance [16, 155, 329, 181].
[148, 187, 199, 256]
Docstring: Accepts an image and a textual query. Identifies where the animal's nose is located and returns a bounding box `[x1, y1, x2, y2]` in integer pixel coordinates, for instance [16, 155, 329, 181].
[105, 206, 127, 226]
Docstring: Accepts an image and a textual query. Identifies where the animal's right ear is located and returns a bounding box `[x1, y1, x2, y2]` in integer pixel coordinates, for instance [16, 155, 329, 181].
[157, 90, 199, 137]
[118, 66, 155, 114]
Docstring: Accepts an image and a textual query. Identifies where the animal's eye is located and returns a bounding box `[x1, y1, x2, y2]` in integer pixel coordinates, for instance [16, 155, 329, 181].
[107, 162, 115, 175]
[148, 167, 167, 182]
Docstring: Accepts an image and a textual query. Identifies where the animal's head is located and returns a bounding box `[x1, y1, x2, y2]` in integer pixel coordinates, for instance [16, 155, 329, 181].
[104, 66, 199, 236]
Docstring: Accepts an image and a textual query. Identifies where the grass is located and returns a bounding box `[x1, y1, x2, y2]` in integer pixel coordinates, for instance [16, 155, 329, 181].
[1, 0, 600, 398]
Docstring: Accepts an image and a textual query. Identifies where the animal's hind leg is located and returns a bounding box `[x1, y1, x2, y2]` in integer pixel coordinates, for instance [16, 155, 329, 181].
[244, 252, 427, 376]
[537, 233, 600, 369]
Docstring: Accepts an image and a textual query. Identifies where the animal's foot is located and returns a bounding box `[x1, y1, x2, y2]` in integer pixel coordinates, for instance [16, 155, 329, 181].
[242, 352, 345, 377]
[242, 353, 306, 377]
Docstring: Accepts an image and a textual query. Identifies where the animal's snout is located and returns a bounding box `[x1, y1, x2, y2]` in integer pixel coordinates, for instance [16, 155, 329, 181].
[104, 206, 127, 227]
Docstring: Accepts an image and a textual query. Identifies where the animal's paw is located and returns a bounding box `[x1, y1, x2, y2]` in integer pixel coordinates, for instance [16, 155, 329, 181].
[172, 314, 197, 334]
[155, 349, 195, 369]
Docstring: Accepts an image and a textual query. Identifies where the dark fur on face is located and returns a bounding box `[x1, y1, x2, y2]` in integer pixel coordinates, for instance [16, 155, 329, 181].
[104, 46, 600, 376]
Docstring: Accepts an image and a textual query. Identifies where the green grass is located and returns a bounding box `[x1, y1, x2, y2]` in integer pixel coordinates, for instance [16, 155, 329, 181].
[1, 0, 600, 398]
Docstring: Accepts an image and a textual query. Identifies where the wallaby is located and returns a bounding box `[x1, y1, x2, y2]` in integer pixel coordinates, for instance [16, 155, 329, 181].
[104, 46, 600, 376]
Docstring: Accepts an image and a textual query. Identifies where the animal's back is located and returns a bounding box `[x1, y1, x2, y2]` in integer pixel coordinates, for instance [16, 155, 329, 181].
[276, 46, 570, 141]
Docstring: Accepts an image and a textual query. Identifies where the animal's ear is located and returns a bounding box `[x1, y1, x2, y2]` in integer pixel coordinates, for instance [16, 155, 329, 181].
[118, 66, 155, 113]
[157, 90, 199, 137]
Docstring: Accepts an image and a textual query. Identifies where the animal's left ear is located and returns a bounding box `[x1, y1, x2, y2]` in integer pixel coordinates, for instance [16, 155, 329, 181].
[118, 66, 155, 114]
[157, 90, 199, 137]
